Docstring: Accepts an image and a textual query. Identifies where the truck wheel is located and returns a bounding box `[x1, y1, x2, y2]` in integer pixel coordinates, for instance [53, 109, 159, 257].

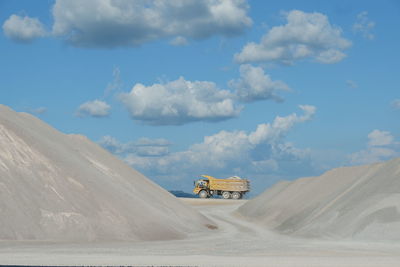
[222, 191, 231, 199]
[199, 190, 208, 199]
[231, 191, 241, 200]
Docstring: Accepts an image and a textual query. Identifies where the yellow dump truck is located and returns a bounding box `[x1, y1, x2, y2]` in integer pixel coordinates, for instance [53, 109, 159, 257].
[193, 175, 250, 199]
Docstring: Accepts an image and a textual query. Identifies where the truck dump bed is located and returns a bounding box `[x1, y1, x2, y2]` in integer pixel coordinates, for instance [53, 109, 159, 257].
[203, 175, 250, 192]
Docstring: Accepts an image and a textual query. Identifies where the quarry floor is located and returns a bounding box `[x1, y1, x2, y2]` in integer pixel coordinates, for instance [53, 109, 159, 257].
[1, 198, 400, 267]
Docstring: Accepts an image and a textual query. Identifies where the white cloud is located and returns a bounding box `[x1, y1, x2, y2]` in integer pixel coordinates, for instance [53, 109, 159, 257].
[51, 0, 252, 48]
[229, 64, 290, 102]
[120, 66, 294, 125]
[2, 14, 46, 43]
[350, 148, 397, 166]
[135, 146, 170, 157]
[350, 130, 399, 165]
[235, 10, 351, 65]
[367, 130, 394, 147]
[353, 11, 375, 40]
[119, 77, 241, 125]
[76, 100, 111, 118]
[392, 99, 400, 109]
[249, 105, 316, 144]
[120, 105, 316, 177]
[99, 136, 170, 157]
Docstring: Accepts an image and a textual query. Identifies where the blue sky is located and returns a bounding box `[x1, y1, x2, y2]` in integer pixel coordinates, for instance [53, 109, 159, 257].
[1, 0, 399, 195]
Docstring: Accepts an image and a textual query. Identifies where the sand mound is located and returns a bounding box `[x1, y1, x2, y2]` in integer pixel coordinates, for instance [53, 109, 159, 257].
[0, 104, 213, 242]
[238, 158, 400, 241]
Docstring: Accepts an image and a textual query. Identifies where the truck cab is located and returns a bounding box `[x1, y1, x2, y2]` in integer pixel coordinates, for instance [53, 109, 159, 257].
[193, 178, 210, 198]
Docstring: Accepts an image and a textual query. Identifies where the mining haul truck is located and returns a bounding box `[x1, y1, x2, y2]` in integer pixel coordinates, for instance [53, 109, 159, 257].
[193, 175, 250, 199]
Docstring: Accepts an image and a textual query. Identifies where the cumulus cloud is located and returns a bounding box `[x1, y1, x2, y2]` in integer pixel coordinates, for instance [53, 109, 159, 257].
[353, 11, 375, 40]
[392, 99, 400, 109]
[229, 64, 290, 102]
[51, 0, 252, 48]
[235, 10, 351, 65]
[119, 105, 316, 178]
[99, 136, 170, 157]
[120, 66, 294, 125]
[2, 14, 47, 43]
[76, 100, 111, 118]
[350, 130, 399, 165]
[119, 77, 241, 125]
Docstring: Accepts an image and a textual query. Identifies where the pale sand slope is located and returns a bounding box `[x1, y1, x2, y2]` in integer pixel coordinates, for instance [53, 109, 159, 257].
[238, 158, 400, 241]
[0, 199, 400, 267]
[0, 104, 214, 241]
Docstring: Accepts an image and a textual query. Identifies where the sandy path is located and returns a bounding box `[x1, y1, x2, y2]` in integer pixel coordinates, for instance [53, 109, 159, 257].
[0, 198, 399, 266]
